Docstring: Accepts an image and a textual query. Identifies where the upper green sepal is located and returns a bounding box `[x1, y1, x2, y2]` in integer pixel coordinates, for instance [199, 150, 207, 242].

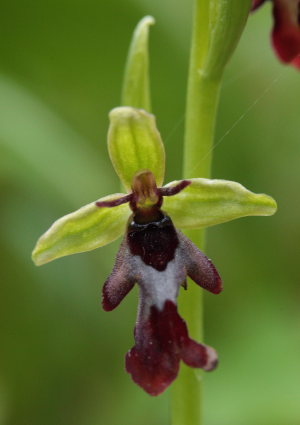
[108, 107, 165, 192]
[122, 15, 155, 111]
[163, 178, 277, 229]
[32, 193, 131, 266]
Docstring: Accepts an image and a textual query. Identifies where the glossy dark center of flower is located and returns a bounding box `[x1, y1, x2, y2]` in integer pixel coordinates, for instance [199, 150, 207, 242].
[127, 213, 179, 271]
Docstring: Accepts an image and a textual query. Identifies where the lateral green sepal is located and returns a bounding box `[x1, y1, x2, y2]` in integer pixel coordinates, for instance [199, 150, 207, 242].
[32, 193, 131, 266]
[163, 178, 277, 229]
[108, 106, 165, 192]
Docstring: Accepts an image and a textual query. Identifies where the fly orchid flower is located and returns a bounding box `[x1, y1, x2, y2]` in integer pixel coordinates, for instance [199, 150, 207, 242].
[32, 106, 277, 396]
[252, 0, 300, 68]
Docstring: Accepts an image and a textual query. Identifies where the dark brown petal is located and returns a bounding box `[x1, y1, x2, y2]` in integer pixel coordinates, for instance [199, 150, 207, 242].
[102, 240, 135, 311]
[96, 194, 132, 208]
[178, 231, 223, 294]
[159, 180, 191, 197]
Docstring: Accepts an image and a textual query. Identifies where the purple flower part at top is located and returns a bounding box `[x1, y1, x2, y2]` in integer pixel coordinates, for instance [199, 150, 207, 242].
[98, 170, 222, 395]
[252, 0, 267, 9]
[252, 0, 300, 68]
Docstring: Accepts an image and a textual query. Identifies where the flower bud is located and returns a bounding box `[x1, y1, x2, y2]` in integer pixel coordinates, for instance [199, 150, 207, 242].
[122, 16, 155, 110]
[202, 0, 252, 79]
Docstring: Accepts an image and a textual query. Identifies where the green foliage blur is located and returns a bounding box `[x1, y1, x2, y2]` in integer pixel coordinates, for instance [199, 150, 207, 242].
[1, 1, 299, 424]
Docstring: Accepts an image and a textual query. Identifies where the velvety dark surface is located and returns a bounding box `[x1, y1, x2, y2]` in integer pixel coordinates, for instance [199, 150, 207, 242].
[127, 214, 179, 271]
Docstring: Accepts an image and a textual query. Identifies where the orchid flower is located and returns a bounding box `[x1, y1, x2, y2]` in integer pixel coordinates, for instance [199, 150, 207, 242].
[32, 106, 277, 395]
[252, 0, 300, 68]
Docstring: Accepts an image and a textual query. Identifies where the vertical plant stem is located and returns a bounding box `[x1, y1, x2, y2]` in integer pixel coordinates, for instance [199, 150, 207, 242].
[171, 1, 222, 424]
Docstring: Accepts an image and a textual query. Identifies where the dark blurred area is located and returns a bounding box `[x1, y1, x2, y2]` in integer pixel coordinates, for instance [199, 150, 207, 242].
[0, 1, 299, 424]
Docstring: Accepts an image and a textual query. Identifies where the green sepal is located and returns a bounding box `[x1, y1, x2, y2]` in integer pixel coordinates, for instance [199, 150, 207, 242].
[163, 178, 277, 229]
[108, 106, 165, 192]
[122, 15, 155, 111]
[32, 193, 131, 266]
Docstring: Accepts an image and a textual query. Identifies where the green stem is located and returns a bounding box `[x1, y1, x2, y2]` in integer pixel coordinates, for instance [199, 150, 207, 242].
[171, 1, 222, 424]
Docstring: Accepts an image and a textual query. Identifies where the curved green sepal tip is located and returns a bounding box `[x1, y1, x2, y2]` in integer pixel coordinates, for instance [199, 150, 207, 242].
[163, 178, 277, 229]
[32, 193, 131, 266]
[122, 15, 155, 111]
[108, 107, 165, 192]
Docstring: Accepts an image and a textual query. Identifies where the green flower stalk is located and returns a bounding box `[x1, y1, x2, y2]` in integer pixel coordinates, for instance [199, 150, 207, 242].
[173, 1, 252, 424]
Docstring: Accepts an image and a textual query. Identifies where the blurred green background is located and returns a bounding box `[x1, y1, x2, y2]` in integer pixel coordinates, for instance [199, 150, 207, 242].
[1, 1, 300, 424]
